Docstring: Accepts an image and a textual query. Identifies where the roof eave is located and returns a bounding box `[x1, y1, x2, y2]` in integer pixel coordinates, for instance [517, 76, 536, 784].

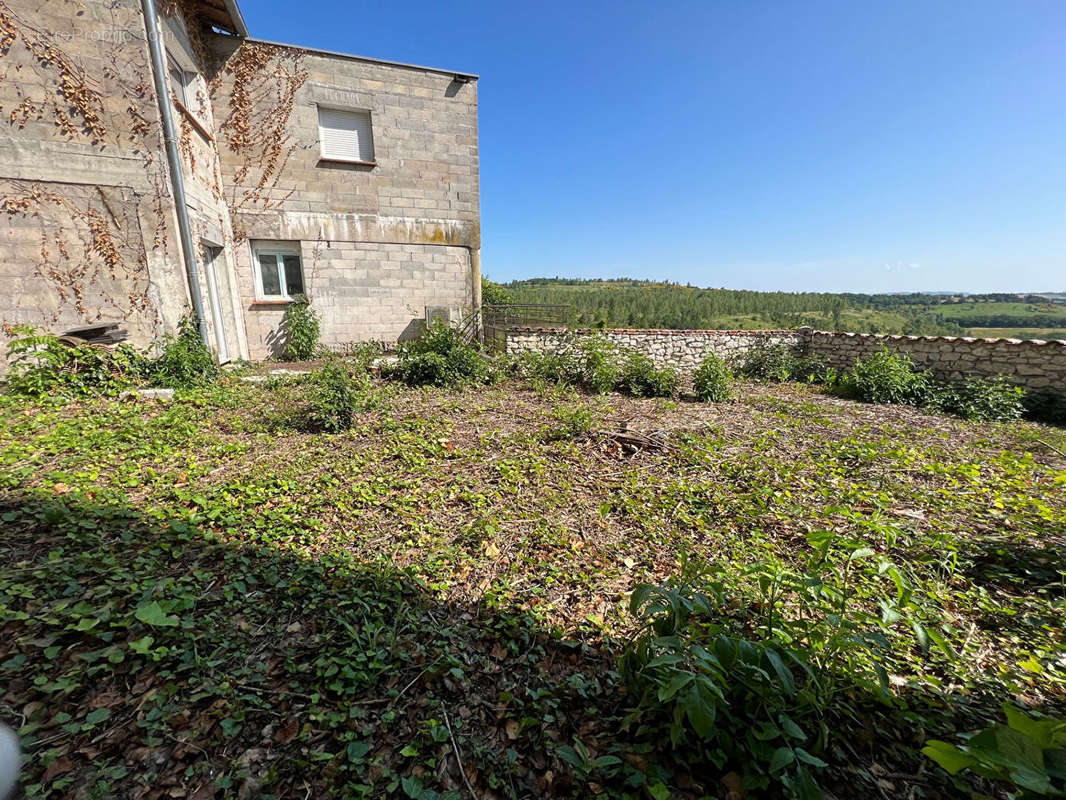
[244, 37, 478, 81]
[221, 0, 248, 37]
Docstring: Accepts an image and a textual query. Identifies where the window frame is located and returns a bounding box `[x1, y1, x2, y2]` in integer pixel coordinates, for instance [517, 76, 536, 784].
[316, 105, 376, 166]
[251, 242, 305, 302]
[166, 49, 193, 107]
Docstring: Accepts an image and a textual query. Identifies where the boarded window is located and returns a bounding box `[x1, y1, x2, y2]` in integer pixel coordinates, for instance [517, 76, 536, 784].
[318, 106, 375, 163]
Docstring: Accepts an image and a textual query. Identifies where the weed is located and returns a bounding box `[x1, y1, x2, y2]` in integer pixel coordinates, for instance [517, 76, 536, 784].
[941, 376, 1026, 422]
[572, 336, 621, 394]
[149, 317, 218, 389]
[3, 326, 148, 398]
[280, 295, 321, 361]
[837, 347, 931, 405]
[541, 402, 596, 441]
[342, 341, 385, 373]
[693, 353, 734, 402]
[739, 344, 836, 387]
[518, 335, 620, 394]
[789, 355, 837, 385]
[622, 536, 944, 798]
[391, 321, 487, 387]
[618, 351, 680, 398]
[622, 558, 827, 798]
[923, 705, 1066, 798]
[304, 362, 359, 432]
[740, 343, 800, 382]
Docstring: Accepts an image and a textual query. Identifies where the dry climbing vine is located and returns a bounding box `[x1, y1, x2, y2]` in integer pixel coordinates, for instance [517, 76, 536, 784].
[212, 41, 309, 238]
[0, 0, 106, 142]
[1, 181, 154, 323]
[0, 0, 172, 329]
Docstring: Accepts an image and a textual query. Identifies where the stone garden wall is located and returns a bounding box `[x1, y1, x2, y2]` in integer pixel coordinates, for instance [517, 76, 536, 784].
[804, 330, 1066, 394]
[505, 328, 804, 373]
[504, 327, 1066, 396]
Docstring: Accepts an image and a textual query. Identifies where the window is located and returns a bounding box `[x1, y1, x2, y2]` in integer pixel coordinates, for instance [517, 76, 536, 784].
[252, 243, 305, 300]
[317, 106, 375, 164]
[166, 50, 192, 106]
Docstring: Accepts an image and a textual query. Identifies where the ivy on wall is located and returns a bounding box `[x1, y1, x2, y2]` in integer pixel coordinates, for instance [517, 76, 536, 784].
[0, 0, 192, 331]
[212, 41, 309, 239]
[1, 182, 154, 324]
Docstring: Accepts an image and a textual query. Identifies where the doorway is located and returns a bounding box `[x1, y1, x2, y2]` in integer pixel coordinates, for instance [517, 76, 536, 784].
[203, 246, 231, 364]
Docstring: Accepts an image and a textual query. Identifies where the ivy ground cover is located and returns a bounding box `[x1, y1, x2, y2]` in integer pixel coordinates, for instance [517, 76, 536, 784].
[1, 379, 1064, 798]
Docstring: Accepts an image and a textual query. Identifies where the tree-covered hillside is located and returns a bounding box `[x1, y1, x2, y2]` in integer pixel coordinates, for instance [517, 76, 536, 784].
[492, 278, 1066, 337]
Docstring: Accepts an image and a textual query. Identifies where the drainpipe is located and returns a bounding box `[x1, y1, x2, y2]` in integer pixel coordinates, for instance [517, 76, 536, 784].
[140, 0, 209, 345]
[469, 247, 482, 343]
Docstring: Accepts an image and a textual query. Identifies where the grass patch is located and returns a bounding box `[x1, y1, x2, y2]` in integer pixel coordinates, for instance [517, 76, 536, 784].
[1, 379, 1064, 798]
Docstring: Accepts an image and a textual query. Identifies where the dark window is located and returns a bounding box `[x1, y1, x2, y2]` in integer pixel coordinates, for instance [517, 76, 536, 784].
[253, 245, 304, 299]
[283, 255, 304, 296]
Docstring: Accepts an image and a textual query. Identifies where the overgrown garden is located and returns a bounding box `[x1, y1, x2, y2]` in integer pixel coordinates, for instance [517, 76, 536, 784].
[1, 324, 1064, 799]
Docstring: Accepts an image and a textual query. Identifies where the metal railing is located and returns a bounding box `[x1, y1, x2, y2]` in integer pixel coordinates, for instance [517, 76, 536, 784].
[481, 304, 570, 350]
[454, 304, 571, 349]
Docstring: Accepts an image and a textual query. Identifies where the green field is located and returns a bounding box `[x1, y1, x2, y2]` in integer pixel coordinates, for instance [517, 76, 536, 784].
[492, 279, 1066, 338]
[965, 328, 1066, 341]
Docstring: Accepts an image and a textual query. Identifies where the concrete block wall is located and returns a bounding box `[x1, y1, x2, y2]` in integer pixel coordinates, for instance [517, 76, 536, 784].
[208, 39, 479, 230]
[0, 0, 192, 370]
[237, 241, 471, 358]
[505, 327, 1066, 397]
[207, 38, 481, 357]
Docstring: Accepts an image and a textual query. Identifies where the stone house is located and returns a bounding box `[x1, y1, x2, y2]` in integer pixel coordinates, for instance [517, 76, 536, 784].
[0, 0, 480, 368]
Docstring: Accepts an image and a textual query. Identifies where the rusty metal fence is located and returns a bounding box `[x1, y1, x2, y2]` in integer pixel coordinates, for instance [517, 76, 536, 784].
[481, 304, 570, 351]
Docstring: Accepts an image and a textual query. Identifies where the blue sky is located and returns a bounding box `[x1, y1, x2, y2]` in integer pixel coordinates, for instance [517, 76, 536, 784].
[241, 0, 1066, 293]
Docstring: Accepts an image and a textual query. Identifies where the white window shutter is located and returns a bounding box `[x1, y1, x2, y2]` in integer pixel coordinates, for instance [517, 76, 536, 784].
[318, 107, 375, 162]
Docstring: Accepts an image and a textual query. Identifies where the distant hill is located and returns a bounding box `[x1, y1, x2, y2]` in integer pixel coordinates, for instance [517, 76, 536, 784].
[494, 277, 1066, 337]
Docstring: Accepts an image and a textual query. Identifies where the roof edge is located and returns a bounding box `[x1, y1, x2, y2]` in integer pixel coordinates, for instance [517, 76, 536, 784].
[221, 0, 249, 37]
[244, 37, 478, 80]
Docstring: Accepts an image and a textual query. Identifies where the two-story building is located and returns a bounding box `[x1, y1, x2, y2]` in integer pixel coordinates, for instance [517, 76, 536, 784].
[0, 0, 480, 366]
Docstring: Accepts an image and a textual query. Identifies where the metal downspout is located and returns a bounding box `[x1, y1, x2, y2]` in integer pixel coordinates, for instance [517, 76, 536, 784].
[469, 247, 483, 343]
[140, 0, 209, 345]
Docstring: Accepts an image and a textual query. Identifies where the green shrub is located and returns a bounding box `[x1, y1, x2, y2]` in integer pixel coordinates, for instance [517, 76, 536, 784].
[391, 321, 486, 387]
[518, 335, 621, 394]
[834, 351, 1026, 422]
[3, 325, 149, 399]
[947, 376, 1025, 422]
[923, 705, 1066, 798]
[622, 537, 947, 799]
[541, 402, 596, 441]
[619, 350, 681, 398]
[838, 347, 930, 405]
[740, 343, 799, 382]
[305, 362, 357, 433]
[519, 350, 571, 387]
[789, 354, 837, 385]
[482, 354, 518, 386]
[693, 354, 733, 402]
[572, 335, 621, 394]
[621, 561, 826, 798]
[281, 296, 321, 361]
[149, 317, 218, 389]
[739, 344, 836, 386]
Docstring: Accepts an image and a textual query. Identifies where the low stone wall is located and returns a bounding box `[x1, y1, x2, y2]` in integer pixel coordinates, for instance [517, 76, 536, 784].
[805, 330, 1066, 393]
[504, 327, 1066, 396]
[505, 328, 803, 372]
